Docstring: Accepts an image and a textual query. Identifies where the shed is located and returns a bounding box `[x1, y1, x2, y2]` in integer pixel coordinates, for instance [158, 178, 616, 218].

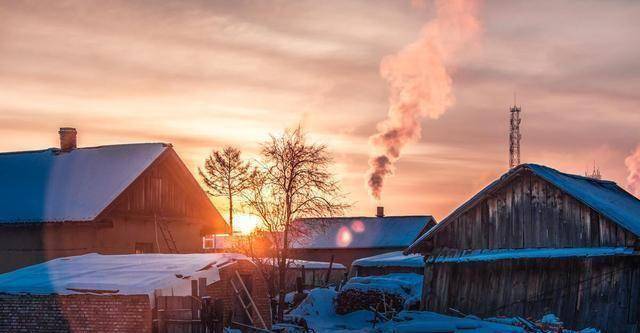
[289, 210, 435, 268]
[406, 164, 640, 332]
[351, 251, 424, 277]
[0, 128, 228, 273]
[0, 253, 272, 332]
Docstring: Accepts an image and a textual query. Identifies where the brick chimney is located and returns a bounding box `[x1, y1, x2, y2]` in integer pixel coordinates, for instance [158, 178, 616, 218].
[376, 206, 384, 218]
[58, 127, 77, 151]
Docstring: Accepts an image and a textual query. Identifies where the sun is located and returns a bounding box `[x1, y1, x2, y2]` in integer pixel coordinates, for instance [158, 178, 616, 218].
[232, 214, 261, 234]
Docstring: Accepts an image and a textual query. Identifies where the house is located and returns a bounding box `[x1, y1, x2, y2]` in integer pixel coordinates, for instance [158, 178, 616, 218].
[0, 128, 229, 273]
[288, 208, 436, 268]
[405, 163, 640, 333]
[351, 251, 424, 277]
[0, 253, 272, 332]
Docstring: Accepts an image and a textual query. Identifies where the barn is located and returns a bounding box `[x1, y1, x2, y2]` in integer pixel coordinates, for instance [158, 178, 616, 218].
[0, 128, 229, 273]
[405, 163, 640, 332]
[289, 209, 436, 268]
[0, 253, 272, 332]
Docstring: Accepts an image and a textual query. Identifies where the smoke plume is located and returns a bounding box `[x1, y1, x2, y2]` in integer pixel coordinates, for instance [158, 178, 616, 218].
[366, 0, 481, 200]
[625, 145, 640, 197]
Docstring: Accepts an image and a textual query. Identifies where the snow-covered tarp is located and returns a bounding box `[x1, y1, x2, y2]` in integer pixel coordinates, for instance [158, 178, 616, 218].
[0, 143, 167, 223]
[428, 247, 635, 263]
[352, 251, 424, 268]
[0, 253, 247, 302]
[292, 216, 434, 249]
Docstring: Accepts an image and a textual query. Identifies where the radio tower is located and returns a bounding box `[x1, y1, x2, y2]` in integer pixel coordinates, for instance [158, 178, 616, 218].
[509, 96, 521, 169]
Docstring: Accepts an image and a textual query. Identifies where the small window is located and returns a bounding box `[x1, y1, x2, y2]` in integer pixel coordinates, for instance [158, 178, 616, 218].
[135, 242, 154, 254]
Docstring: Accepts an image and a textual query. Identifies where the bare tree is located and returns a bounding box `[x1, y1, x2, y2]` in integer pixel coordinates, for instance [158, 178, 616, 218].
[199, 146, 251, 232]
[243, 126, 349, 321]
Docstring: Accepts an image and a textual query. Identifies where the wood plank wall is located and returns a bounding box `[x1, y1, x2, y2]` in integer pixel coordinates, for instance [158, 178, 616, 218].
[432, 171, 637, 250]
[425, 256, 640, 333]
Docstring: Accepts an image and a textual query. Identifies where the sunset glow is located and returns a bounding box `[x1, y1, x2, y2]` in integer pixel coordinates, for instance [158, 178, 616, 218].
[232, 214, 262, 235]
[1, 1, 639, 220]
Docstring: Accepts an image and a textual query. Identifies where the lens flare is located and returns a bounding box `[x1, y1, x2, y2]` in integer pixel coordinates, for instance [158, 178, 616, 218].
[336, 226, 353, 247]
[351, 220, 365, 233]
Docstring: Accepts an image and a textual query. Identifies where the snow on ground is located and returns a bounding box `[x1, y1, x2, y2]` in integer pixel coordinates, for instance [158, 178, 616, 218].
[288, 288, 524, 333]
[342, 273, 423, 308]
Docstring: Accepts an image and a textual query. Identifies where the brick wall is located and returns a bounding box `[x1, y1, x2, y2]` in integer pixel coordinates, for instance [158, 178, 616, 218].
[205, 260, 273, 329]
[0, 294, 151, 333]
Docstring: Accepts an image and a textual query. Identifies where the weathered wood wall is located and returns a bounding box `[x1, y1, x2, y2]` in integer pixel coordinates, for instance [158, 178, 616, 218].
[431, 171, 637, 250]
[424, 256, 640, 333]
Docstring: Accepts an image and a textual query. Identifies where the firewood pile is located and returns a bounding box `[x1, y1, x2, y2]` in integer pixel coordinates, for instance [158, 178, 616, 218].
[335, 289, 405, 315]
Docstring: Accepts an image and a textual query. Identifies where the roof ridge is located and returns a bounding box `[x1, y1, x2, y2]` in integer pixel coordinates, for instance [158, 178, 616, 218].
[0, 142, 171, 156]
[524, 163, 617, 185]
[298, 215, 433, 220]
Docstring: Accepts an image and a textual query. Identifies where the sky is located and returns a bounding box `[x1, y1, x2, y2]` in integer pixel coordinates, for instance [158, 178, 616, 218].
[1, 0, 639, 221]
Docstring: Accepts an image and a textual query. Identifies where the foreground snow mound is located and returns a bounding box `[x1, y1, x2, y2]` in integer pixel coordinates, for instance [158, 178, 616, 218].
[341, 273, 422, 309]
[288, 288, 524, 333]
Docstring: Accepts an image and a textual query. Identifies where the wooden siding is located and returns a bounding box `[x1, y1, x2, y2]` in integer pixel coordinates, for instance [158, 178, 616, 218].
[424, 256, 640, 333]
[431, 171, 638, 251]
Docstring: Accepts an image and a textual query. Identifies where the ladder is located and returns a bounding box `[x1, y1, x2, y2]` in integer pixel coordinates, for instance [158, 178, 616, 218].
[155, 215, 179, 254]
[229, 271, 267, 330]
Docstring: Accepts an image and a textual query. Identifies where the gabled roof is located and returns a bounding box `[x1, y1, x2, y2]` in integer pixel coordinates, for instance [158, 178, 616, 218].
[406, 163, 640, 254]
[291, 215, 436, 250]
[0, 143, 168, 223]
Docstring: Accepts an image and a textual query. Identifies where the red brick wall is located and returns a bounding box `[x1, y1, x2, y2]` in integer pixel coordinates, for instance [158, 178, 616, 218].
[205, 260, 272, 329]
[0, 294, 151, 333]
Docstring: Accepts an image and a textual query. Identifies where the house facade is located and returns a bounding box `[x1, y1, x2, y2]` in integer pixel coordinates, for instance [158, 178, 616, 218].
[0, 128, 229, 273]
[406, 164, 640, 332]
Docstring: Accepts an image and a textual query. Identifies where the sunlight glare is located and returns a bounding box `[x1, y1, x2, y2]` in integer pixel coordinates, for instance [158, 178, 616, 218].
[233, 214, 261, 234]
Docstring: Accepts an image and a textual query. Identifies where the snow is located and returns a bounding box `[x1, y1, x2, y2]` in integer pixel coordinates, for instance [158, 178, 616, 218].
[0, 253, 247, 304]
[342, 273, 423, 309]
[0, 143, 167, 223]
[288, 287, 601, 333]
[264, 258, 347, 270]
[292, 216, 434, 249]
[352, 251, 424, 268]
[288, 288, 524, 333]
[428, 247, 635, 263]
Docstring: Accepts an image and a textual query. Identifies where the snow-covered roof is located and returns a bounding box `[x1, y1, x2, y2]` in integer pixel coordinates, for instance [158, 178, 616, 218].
[0, 253, 248, 299]
[291, 215, 435, 250]
[407, 163, 640, 253]
[352, 251, 425, 268]
[264, 258, 347, 270]
[0, 143, 167, 223]
[427, 247, 636, 263]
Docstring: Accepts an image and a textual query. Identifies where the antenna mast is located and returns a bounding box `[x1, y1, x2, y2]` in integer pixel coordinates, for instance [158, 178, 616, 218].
[509, 97, 522, 169]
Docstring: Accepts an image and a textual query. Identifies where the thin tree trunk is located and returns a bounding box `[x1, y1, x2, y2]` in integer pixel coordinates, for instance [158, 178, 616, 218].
[276, 222, 290, 321]
[228, 192, 233, 233]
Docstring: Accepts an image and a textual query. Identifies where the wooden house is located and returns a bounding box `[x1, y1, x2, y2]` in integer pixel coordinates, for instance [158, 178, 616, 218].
[0, 128, 229, 273]
[0, 253, 272, 332]
[289, 209, 436, 268]
[405, 164, 640, 332]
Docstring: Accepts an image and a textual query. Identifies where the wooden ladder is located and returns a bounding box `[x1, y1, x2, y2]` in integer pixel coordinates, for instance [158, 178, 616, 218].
[229, 270, 267, 330]
[156, 215, 179, 254]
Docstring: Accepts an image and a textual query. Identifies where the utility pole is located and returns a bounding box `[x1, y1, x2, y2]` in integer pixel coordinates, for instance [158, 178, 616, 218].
[509, 96, 522, 169]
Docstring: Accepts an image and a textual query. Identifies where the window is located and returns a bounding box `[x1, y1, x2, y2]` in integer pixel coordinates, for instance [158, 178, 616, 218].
[134, 242, 154, 254]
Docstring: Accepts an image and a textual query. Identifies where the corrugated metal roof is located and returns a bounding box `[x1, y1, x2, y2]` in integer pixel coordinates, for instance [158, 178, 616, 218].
[0, 143, 168, 223]
[291, 215, 435, 249]
[406, 163, 640, 254]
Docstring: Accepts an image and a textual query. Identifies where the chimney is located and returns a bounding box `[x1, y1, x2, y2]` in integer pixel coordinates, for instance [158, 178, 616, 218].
[376, 206, 384, 218]
[58, 127, 77, 151]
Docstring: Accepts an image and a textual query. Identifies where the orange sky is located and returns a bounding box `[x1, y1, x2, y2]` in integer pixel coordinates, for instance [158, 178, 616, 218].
[1, 0, 639, 220]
